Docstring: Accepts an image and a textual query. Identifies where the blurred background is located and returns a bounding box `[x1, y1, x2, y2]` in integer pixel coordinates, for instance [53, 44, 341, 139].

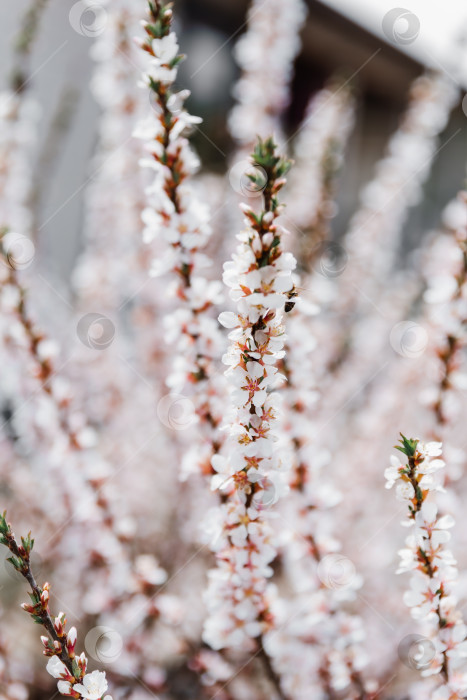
[0, 0, 465, 288]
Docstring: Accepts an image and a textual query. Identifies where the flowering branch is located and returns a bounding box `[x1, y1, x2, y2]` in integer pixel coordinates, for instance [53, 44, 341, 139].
[203, 136, 296, 700]
[274, 316, 372, 696]
[325, 72, 458, 375]
[135, 0, 226, 480]
[386, 436, 467, 699]
[424, 191, 467, 434]
[0, 512, 112, 700]
[229, 0, 307, 147]
[74, 0, 145, 313]
[0, 231, 107, 484]
[0, 231, 140, 622]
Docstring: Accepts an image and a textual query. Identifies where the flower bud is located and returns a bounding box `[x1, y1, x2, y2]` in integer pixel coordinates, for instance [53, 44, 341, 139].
[54, 612, 66, 636]
[21, 603, 35, 614]
[239, 203, 254, 216]
[67, 627, 77, 658]
[77, 652, 87, 674]
[273, 178, 287, 192]
[57, 681, 74, 697]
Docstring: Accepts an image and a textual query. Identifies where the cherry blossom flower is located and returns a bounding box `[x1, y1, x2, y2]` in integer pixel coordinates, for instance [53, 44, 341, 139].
[73, 671, 109, 700]
[388, 436, 467, 697]
[46, 657, 70, 680]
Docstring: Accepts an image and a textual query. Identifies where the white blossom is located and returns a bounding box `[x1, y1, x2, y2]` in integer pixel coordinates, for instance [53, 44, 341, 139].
[74, 671, 109, 700]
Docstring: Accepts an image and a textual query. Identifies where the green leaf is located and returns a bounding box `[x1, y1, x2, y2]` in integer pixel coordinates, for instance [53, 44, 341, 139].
[6, 556, 23, 572]
[72, 658, 81, 679]
[0, 511, 9, 535]
[395, 433, 418, 458]
[147, 20, 163, 39]
[21, 532, 34, 554]
[169, 54, 185, 68]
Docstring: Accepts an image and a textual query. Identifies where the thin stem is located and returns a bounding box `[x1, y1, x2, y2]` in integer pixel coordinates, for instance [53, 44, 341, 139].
[1, 526, 74, 674]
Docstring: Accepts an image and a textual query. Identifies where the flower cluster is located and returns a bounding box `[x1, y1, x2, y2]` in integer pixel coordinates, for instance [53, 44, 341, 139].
[322, 71, 459, 378]
[385, 436, 445, 510]
[345, 72, 458, 291]
[271, 304, 371, 696]
[387, 436, 467, 699]
[73, 0, 145, 311]
[135, 0, 226, 480]
[229, 0, 307, 147]
[0, 513, 112, 700]
[422, 191, 467, 433]
[203, 137, 295, 656]
[311, 72, 459, 439]
[0, 230, 137, 619]
[0, 0, 47, 250]
[0, 92, 37, 239]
